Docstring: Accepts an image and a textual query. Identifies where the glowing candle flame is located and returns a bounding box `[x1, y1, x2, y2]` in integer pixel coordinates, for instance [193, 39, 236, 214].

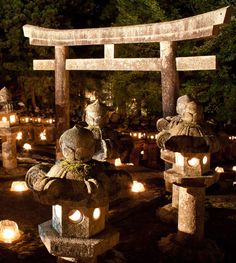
[0, 220, 21, 243]
[40, 130, 47, 140]
[215, 166, 224, 173]
[114, 158, 122, 166]
[187, 157, 199, 167]
[93, 208, 101, 220]
[16, 132, 22, 140]
[10, 181, 28, 192]
[23, 143, 32, 150]
[131, 181, 145, 193]
[9, 115, 16, 124]
[68, 210, 83, 223]
[202, 156, 208, 165]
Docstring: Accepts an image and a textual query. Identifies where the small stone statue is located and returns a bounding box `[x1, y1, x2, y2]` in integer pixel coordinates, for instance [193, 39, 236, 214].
[0, 87, 13, 112]
[25, 125, 132, 205]
[156, 95, 219, 153]
[85, 99, 133, 163]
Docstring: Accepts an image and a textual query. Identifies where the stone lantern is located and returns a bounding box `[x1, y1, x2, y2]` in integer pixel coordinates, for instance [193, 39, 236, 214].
[25, 125, 133, 262]
[156, 97, 223, 261]
[0, 87, 22, 172]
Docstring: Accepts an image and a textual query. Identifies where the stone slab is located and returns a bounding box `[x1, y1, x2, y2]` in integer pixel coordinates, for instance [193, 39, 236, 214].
[38, 220, 119, 259]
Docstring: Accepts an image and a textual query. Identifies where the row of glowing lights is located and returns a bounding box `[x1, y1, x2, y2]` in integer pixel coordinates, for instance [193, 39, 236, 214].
[0, 177, 145, 244]
[2, 157, 235, 244]
[19, 116, 55, 124]
[16, 130, 47, 151]
[1, 115, 55, 124]
[129, 132, 158, 140]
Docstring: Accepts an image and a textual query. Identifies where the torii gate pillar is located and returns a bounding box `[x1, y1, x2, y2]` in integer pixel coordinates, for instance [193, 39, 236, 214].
[55, 46, 69, 160]
[160, 41, 179, 117]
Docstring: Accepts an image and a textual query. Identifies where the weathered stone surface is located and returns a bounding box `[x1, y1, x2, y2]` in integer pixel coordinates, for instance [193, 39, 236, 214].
[23, 7, 231, 46]
[34, 56, 217, 72]
[2, 134, 17, 169]
[39, 220, 119, 259]
[55, 46, 70, 160]
[52, 204, 107, 238]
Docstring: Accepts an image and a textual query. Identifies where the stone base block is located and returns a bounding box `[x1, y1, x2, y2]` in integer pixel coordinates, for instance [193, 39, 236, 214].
[156, 204, 178, 225]
[158, 233, 224, 263]
[39, 220, 119, 260]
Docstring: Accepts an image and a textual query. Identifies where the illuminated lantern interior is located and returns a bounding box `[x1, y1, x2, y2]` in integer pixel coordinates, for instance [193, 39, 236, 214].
[232, 166, 236, 171]
[16, 132, 23, 140]
[140, 150, 144, 155]
[40, 130, 47, 140]
[93, 208, 101, 220]
[215, 166, 224, 173]
[114, 158, 122, 166]
[23, 143, 32, 150]
[68, 209, 83, 223]
[175, 152, 184, 166]
[10, 181, 28, 192]
[2, 117, 7, 122]
[202, 156, 208, 165]
[131, 180, 145, 193]
[9, 115, 16, 124]
[187, 157, 199, 167]
[0, 220, 21, 243]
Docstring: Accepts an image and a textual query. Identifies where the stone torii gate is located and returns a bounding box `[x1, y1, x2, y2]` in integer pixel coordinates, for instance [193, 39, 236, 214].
[23, 6, 231, 159]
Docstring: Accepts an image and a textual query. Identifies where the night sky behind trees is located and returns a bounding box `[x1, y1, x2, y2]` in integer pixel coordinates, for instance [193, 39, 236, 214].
[0, 0, 236, 123]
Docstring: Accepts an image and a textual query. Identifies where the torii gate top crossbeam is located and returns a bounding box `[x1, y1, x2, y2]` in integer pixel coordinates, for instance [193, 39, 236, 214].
[23, 6, 231, 46]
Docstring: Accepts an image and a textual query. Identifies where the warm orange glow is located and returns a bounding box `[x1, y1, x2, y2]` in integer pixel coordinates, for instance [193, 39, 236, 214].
[187, 157, 199, 167]
[215, 166, 224, 173]
[0, 220, 21, 243]
[23, 143, 32, 150]
[232, 166, 236, 171]
[2, 117, 7, 122]
[175, 152, 184, 166]
[9, 115, 16, 124]
[25, 117, 29, 122]
[131, 181, 145, 193]
[68, 210, 83, 223]
[16, 132, 23, 140]
[40, 130, 47, 140]
[114, 158, 122, 166]
[202, 156, 208, 165]
[10, 181, 28, 192]
[93, 208, 101, 220]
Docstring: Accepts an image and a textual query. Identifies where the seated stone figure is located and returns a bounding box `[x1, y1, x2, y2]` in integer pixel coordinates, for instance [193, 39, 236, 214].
[0, 87, 13, 112]
[25, 125, 132, 205]
[85, 99, 133, 163]
[156, 95, 219, 153]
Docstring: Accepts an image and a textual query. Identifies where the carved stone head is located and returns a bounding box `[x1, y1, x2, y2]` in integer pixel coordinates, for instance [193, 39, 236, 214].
[85, 99, 109, 127]
[59, 125, 95, 162]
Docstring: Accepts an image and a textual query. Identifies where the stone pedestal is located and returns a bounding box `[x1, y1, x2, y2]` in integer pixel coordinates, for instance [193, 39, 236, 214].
[159, 176, 224, 262]
[2, 133, 17, 170]
[176, 186, 205, 244]
[39, 220, 119, 263]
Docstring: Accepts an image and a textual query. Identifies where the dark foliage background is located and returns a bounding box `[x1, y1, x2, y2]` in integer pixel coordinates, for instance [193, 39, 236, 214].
[0, 0, 235, 122]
